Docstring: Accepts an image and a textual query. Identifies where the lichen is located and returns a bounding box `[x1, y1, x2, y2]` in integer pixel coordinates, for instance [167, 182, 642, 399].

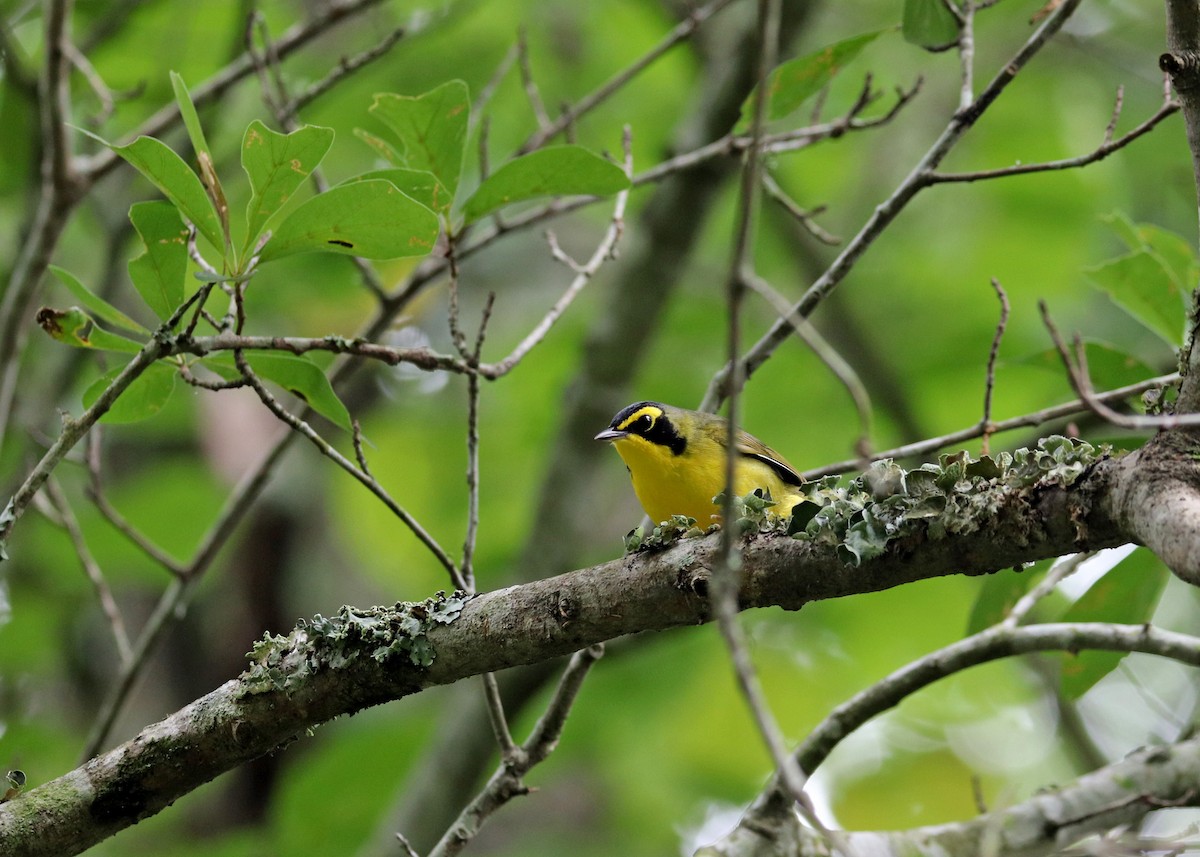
[621, 436, 1111, 565]
[240, 591, 468, 696]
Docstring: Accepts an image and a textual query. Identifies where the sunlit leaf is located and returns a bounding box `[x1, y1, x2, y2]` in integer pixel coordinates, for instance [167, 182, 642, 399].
[737, 30, 885, 129]
[83, 361, 177, 423]
[258, 180, 439, 262]
[170, 71, 212, 162]
[369, 80, 469, 196]
[1084, 250, 1188, 347]
[36, 306, 141, 353]
[342, 168, 451, 215]
[47, 265, 148, 335]
[204, 352, 352, 432]
[128, 200, 189, 320]
[463, 145, 629, 223]
[241, 120, 335, 251]
[1057, 548, 1169, 699]
[902, 0, 959, 51]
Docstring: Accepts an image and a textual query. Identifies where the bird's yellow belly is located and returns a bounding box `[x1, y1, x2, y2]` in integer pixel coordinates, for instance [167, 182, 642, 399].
[615, 438, 799, 526]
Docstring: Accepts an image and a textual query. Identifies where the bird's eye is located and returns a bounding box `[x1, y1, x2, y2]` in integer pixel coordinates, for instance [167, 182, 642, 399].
[636, 415, 653, 432]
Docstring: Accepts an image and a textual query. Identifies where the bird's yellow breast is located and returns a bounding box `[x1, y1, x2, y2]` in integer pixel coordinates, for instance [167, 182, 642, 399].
[612, 433, 800, 526]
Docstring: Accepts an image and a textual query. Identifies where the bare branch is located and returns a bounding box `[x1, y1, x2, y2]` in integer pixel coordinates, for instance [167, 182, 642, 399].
[807, 373, 1179, 479]
[283, 26, 407, 116]
[518, 0, 738, 153]
[979, 277, 1010, 455]
[761, 173, 840, 245]
[1001, 551, 1091, 629]
[516, 26, 552, 132]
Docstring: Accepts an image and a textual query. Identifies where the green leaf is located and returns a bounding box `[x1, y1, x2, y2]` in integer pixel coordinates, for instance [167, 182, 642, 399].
[241, 121, 336, 252]
[258, 180, 439, 262]
[83, 361, 177, 423]
[368, 80, 470, 195]
[353, 128, 405, 166]
[463, 145, 629, 223]
[966, 560, 1052, 634]
[36, 306, 142, 353]
[47, 265, 148, 335]
[204, 352, 352, 432]
[127, 200, 189, 320]
[1014, 340, 1155, 391]
[170, 71, 212, 162]
[902, 0, 959, 51]
[737, 30, 885, 130]
[104, 134, 226, 253]
[1084, 249, 1188, 347]
[342, 168, 452, 215]
[1057, 548, 1169, 699]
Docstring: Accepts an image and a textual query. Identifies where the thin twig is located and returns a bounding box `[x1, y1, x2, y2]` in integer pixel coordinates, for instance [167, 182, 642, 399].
[516, 26, 552, 132]
[1041, 301, 1200, 429]
[480, 672, 518, 759]
[1001, 551, 1092, 629]
[283, 26, 406, 116]
[744, 271, 873, 462]
[929, 93, 1178, 184]
[807, 373, 1179, 479]
[518, 0, 737, 152]
[956, 1, 975, 112]
[480, 126, 632, 379]
[701, 0, 1088, 414]
[461, 294, 495, 590]
[233, 350, 465, 588]
[42, 477, 132, 663]
[428, 645, 605, 857]
[61, 38, 114, 125]
[979, 277, 1010, 455]
[761, 173, 840, 246]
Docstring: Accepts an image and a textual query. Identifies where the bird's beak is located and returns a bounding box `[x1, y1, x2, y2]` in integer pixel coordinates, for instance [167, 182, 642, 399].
[594, 428, 626, 442]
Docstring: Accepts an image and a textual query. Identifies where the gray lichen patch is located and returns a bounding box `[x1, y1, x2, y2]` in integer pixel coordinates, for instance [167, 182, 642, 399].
[240, 591, 468, 696]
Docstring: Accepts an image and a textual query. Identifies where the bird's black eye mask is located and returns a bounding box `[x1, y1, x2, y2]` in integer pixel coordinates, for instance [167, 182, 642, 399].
[617, 407, 686, 456]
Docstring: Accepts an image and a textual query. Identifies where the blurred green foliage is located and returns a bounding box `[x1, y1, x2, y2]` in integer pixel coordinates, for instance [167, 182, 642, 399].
[0, 0, 1195, 855]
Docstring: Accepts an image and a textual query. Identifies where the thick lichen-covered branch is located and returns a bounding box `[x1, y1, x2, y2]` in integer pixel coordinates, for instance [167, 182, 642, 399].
[0, 440, 1132, 857]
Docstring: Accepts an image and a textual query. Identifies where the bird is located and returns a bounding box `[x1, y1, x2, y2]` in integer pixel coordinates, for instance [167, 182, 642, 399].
[595, 400, 803, 527]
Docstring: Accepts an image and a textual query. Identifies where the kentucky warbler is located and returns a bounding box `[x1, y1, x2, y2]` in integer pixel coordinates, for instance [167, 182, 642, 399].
[595, 401, 803, 527]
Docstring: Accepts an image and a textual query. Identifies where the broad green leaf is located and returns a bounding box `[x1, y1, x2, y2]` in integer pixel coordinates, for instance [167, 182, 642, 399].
[1084, 250, 1188, 346]
[342, 168, 452, 215]
[1057, 548, 1169, 699]
[128, 200, 189, 320]
[106, 134, 225, 253]
[902, 0, 959, 51]
[36, 306, 141, 353]
[737, 30, 884, 130]
[353, 128, 405, 166]
[258, 180, 439, 262]
[1101, 211, 1143, 250]
[1102, 212, 1199, 291]
[1014, 340, 1155, 391]
[463, 145, 629, 223]
[204, 352, 352, 432]
[83, 361, 177, 424]
[170, 71, 212, 162]
[368, 80, 469, 195]
[47, 265, 147, 335]
[241, 121, 336, 252]
[966, 559, 1052, 634]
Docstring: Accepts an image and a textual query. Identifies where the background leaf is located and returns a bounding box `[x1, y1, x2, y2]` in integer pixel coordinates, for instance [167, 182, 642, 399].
[258, 180, 439, 262]
[463, 146, 629, 223]
[1013, 340, 1156, 391]
[82, 361, 177, 423]
[241, 121, 335, 252]
[737, 30, 884, 129]
[965, 560, 1052, 634]
[1055, 549, 1169, 699]
[36, 306, 141, 352]
[1084, 250, 1188, 347]
[170, 71, 213, 162]
[902, 0, 959, 50]
[127, 200, 189, 320]
[368, 80, 469, 197]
